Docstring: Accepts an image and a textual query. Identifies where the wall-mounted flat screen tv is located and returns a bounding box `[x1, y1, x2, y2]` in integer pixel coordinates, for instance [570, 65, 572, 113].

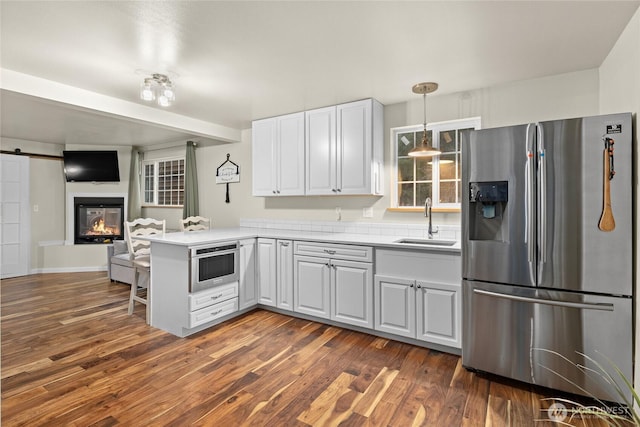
[63, 150, 120, 182]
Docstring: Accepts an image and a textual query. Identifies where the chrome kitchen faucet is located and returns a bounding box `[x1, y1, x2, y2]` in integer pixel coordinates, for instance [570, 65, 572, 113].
[425, 197, 439, 239]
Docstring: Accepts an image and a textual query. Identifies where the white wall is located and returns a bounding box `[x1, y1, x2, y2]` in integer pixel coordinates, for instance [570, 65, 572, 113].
[598, 6, 640, 398]
[197, 68, 600, 228]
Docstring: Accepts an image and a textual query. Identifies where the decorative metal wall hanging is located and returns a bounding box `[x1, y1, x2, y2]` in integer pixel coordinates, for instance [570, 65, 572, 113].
[216, 154, 240, 203]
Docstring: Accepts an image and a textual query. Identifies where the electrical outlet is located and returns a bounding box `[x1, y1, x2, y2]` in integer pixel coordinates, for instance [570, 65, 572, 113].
[362, 207, 373, 218]
[33, 204, 39, 212]
[335, 207, 342, 221]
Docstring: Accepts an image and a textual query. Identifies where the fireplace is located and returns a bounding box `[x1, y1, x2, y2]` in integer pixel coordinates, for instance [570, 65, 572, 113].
[74, 197, 124, 244]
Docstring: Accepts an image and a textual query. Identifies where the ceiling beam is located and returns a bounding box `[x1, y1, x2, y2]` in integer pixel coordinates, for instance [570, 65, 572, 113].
[0, 69, 241, 143]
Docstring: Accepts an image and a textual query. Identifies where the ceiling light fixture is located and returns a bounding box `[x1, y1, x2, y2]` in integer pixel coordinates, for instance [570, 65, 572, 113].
[140, 73, 175, 107]
[408, 82, 441, 157]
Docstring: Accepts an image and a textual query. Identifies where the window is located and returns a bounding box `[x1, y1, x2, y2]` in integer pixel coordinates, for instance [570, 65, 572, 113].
[142, 157, 185, 206]
[391, 117, 480, 210]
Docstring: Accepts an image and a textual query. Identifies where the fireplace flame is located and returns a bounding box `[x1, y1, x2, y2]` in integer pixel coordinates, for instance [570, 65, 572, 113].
[86, 218, 118, 235]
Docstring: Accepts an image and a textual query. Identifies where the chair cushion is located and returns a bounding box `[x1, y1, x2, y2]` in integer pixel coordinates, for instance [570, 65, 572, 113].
[112, 240, 129, 256]
[133, 258, 151, 269]
[111, 253, 135, 268]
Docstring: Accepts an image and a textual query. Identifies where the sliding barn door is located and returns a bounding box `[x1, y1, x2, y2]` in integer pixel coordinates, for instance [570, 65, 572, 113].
[1, 154, 30, 278]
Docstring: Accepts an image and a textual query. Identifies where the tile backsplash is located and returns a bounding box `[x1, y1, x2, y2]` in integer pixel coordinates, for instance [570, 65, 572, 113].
[239, 218, 461, 241]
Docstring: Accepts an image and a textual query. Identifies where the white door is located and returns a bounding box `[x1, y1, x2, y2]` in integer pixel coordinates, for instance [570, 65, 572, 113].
[294, 255, 331, 319]
[332, 259, 373, 328]
[252, 118, 277, 196]
[257, 238, 277, 306]
[336, 99, 372, 194]
[1, 154, 30, 278]
[305, 106, 336, 195]
[239, 239, 257, 310]
[277, 113, 305, 195]
[374, 275, 415, 338]
[415, 280, 461, 348]
[276, 240, 294, 311]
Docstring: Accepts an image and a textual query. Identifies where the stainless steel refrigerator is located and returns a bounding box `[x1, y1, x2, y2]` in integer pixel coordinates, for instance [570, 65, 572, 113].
[461, 113, 633, 403]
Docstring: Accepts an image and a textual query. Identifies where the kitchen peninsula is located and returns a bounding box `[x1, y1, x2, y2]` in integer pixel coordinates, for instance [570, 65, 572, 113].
[143, 223, 462, 355]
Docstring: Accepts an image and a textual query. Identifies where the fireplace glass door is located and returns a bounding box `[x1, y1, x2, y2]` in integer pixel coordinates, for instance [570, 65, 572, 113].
[74, 197, 124, 244]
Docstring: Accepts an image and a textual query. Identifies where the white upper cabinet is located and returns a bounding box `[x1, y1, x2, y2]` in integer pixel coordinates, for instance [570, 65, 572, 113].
[306, 99, 383, 196]
[305, 105, 336, 195]
[252, 99, 383, 197]
[252, 112, 305, 196]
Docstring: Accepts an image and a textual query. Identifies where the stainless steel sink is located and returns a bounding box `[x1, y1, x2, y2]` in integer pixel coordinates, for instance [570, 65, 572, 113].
[393, 238, 457, 247]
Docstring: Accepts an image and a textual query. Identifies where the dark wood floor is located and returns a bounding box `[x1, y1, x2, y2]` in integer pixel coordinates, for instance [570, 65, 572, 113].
[1, 272, 626, 426]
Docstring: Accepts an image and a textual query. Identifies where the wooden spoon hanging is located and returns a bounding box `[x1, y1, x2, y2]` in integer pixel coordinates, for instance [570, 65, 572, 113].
[598, 137, 615, 232]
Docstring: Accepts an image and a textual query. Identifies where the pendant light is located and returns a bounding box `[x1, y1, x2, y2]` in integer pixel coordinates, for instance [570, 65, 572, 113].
[408, 82, 441, 157]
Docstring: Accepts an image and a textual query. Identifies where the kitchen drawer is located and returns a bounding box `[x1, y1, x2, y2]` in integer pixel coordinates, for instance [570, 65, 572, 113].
[189, 282, 238, 312]
[294, 241, 373, 262]
[189, 298, 238, 328]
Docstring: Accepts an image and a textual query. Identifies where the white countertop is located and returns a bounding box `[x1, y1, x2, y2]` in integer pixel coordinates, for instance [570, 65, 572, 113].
[143, 227, 461, 254]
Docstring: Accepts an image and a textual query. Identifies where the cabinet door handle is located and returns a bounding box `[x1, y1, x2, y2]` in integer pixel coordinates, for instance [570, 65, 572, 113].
[280, 241, 290, 247]
[211, 293, 224, 299]
[211, 309, 223, 316]
[324, 249, 336, 255]
[416, 284, 422, 289]
[410, 284, 414, 288]
[336, 188, 342, 192]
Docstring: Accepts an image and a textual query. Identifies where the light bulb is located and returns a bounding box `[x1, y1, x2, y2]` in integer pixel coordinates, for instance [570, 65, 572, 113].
[163, 84, 175, 101]
[157, 95, 171, 107]
[140, 80, 155, 101]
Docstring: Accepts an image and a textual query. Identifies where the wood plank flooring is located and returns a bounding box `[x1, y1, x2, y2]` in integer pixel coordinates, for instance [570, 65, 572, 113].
[1, 272, 630, 426]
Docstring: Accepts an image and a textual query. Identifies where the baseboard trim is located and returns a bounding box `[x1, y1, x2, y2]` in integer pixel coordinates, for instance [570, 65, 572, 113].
[30, 266, 108, 274]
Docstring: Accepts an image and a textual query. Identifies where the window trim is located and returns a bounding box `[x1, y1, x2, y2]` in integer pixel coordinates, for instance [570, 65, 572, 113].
[390, 116, 481, 211]
[141, 156, 185, 208]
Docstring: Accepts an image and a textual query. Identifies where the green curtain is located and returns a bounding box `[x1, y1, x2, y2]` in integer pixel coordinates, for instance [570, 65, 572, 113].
[127, 148, 142, 220]
[183, 141, 199, 218]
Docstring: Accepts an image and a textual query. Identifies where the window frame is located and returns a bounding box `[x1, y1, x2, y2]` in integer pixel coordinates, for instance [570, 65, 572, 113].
[141, 156, 186, 207]
[390, 117, 481, 211]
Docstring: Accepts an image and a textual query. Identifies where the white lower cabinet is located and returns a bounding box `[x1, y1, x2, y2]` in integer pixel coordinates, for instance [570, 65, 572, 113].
[151, 234, 461, 350]
[294, 255, 331, 319]
[257, 238, 293, 311]
[239, 238, 258, 310]
[374, 249, 462, 349]
[374, 275, 461, 348]
[188, 282, 239, 328]
[294, 241, 373, 328]
[257, 238, 277, 306]
[374, 275, 415, 337]
[415, 280, 460, 346]
[332, 259, 373, 328]
[276, 240, 294, 311]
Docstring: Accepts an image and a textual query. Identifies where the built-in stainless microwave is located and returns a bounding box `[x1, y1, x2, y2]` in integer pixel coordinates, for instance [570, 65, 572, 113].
[189, 241, 239, 293]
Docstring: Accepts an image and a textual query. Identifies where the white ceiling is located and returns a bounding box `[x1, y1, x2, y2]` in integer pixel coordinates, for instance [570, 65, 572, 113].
[1, 1, 639, 147]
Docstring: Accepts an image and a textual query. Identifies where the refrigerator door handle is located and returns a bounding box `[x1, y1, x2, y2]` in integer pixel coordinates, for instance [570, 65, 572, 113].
[538, 124, 547, 263]
[525, 124, 536, 283]
[473, 289, 614, 311]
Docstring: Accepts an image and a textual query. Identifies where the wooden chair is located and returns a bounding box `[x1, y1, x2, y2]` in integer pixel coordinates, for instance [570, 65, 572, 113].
[180, 216, 211, 231]
[124, 218, 166, 323]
